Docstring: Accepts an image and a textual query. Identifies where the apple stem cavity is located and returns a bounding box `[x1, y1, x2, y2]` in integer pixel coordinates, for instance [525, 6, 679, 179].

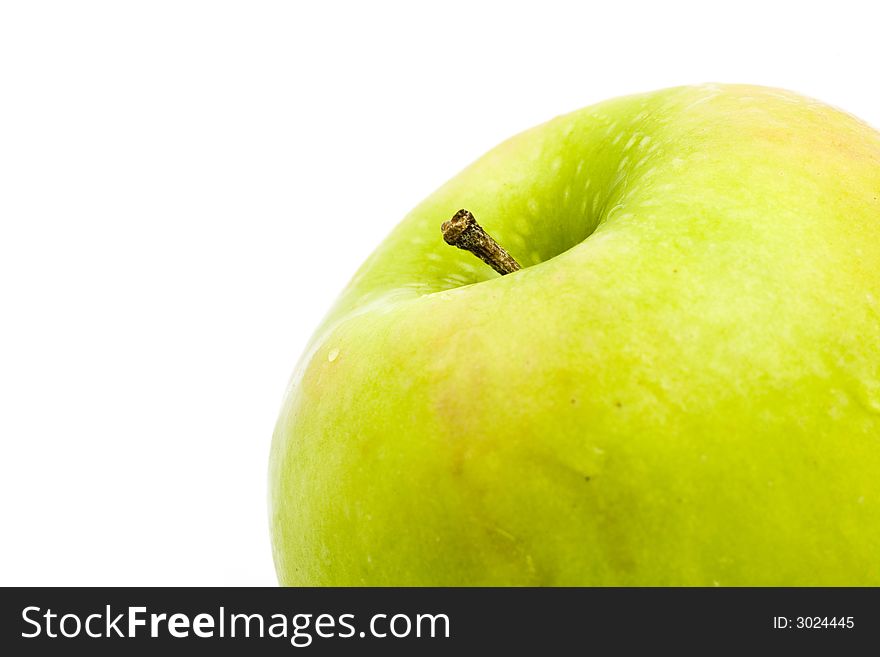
[441, 209, 522, 276]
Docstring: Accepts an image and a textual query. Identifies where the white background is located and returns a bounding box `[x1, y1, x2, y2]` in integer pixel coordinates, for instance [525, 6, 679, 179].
[1, 1, 878, 585]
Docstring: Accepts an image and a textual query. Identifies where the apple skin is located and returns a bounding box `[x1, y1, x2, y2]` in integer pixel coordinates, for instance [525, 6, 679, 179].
[270, 84, 880, 586]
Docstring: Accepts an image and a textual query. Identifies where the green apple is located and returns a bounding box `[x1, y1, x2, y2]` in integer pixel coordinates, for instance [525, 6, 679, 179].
[269, 84, 880, 586]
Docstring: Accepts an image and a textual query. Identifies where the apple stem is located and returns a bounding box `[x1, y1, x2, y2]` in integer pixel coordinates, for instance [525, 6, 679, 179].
[441, 209, 522, 276]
